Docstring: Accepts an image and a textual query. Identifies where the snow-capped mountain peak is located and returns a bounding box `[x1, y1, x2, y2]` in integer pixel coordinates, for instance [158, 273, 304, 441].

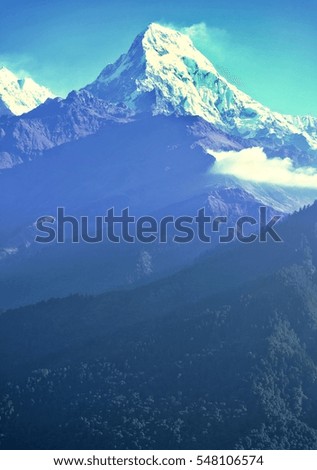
[85, 23, 317, 153]
[0, 66, 55, 116]
[0, 23, 316, 172]
[85, 22, 222, 120]
[142, 23, 219, 76]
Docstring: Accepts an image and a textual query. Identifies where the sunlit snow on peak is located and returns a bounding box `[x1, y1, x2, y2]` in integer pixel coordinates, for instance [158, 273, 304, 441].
[0, 66, 55, 116]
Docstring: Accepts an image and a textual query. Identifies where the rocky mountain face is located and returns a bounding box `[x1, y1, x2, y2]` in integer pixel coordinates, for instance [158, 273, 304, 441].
[0, 90, 133, 169]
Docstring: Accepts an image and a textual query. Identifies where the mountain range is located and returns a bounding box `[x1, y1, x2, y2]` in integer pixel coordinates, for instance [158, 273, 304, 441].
[1, 21, 317, 451]
[1, 24, 316, 169]
[0, 23, 316, 309]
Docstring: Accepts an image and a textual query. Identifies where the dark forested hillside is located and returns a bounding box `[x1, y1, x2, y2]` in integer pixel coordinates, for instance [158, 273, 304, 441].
[1, 203, 317, 449]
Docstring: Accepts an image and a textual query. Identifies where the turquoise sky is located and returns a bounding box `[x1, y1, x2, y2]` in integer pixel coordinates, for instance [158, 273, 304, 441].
[1, 0, 316, 116]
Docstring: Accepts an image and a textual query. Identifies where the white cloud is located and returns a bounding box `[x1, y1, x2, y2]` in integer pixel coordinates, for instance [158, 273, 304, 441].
[181, 23, 228, 54]
[209, 147, 317, 189]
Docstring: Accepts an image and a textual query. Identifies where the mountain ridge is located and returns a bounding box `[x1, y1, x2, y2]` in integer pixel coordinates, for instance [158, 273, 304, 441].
[0, 23, 317, 308]
[0, 23, 316, 169]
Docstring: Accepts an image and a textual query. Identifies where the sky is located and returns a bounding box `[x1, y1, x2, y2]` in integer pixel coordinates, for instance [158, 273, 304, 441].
[1, 0, 316, 116]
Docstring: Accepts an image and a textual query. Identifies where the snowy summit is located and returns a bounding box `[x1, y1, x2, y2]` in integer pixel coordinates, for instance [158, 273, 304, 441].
[85, 23, 317, 150]
[0, 66, 54, 116]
